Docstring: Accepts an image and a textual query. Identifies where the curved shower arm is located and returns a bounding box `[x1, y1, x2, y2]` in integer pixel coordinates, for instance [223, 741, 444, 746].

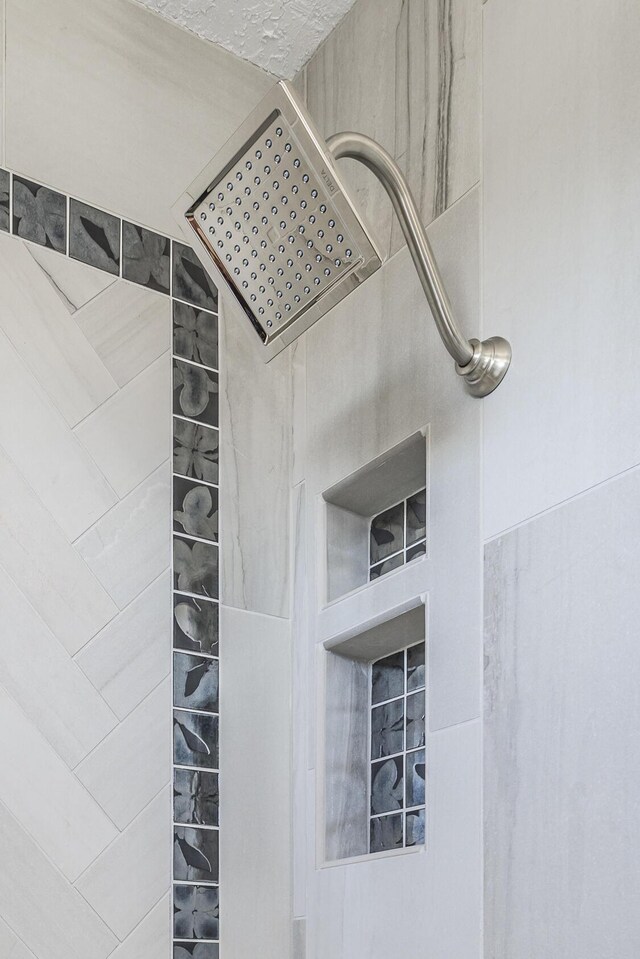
[326, 131, 511, 397]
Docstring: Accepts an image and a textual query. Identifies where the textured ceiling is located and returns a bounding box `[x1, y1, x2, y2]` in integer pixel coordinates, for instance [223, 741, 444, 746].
[135, 0, 359, 78]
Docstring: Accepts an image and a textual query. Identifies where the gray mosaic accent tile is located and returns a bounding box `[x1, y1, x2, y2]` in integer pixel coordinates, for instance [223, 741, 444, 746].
[173, 652, 219, 713]
[371, 699, 404, 760]
[13, 176, 66, 252]
[407, 541, 426, 563]
[173, 241, 218, 311]
[407, 643, 426, 692]
[405, 808, 426, 847]
[406, 489, 427, 545]
[173, 419, 219, 485]
[371, 650, 404, 705]
[173, 477, 218, 540]
[174, 768, 219, 826]
[174, 826, 219, 882]
[174, 884, 219, 940]
[173, 594, 219, 657]
[174, 359, 219, 427]
[0, 170, 9, 233]
[69, 198, 120, 274]
[406, 692, 426, 750]
[406, 749, 426, 807]
[173, 536, 218, 599]
[370, 552, 404, 581]
[173, 301, 218, 369]
[371, 756, 404, 815]
[122, 221, 170, 293]
[370, 814, 403, 853]
[174, 710, 219, 769]
[370, 501, 404, 565]
[174, 943, 219, 959]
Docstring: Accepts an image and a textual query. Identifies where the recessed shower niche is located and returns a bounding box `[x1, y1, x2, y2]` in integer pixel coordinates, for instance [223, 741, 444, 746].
[321, 603, 427, 863]
[322, 431, 428, 603]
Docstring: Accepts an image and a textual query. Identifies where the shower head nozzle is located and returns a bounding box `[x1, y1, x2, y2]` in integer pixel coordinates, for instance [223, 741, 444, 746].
[174, 80, 382, 357]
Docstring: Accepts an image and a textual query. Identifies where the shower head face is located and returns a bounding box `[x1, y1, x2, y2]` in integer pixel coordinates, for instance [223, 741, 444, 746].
[175, 81, 381, 355]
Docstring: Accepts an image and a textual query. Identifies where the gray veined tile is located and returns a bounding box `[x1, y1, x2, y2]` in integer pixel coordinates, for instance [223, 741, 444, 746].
[0, 169, 10, 233]
[174, 825, 219, 883]
[69, 198, 120, 275]
[173, 652, 219, 713]
[76, 787, 171, 941]
[75, 280, 171, 387]
[12, 175, 66, 252]
[0, 445, 118, 656]
[26, 242, 117, 313]
[0, 802, 118, 959]
[0, 918, 19, 956]
[0, 566, 118, 767]
[173, 418, 219, 486]
[75, 679, 171, 830]
[174, 884, 219, 940]
[173, 535, 218, 599]
[173, 300, 218, 370]
[108, 894, 170, 959]
[173, 475, 218, 540]
[0, 685, 118, 881]
[75, 571, 171, 720]
[122, 221, 170, 294]
[75, 462, 171, 609]
[74, 352, 171, 498]
[174, 768, 219, 827]
[173, 593, 219, 657]
[172, 241, 218, 311]
[0, 232, 119, 427]
[173, 358, 219, 427]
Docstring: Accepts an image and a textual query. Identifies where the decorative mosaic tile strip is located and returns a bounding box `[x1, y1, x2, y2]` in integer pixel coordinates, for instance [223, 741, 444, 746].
[369, 488, 427, 580]
[0, 166, 221, 954]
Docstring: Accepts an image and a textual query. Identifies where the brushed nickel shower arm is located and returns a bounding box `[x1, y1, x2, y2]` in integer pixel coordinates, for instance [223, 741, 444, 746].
[327, 131, 511, 397]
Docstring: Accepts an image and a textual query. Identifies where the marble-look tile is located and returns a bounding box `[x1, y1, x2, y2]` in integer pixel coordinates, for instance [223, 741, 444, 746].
[0, 169, 10, 232]
[77, 787, 171, 941]
[173, 536, 218, 599]
[173, 419, 219, 485]
[75, 280, 171, 387]
[174, 884, 219, 940]
[0, 567, 118, 767]
[173, 242, 218, 312]
[0, 919, 19, 956]
[122, 221, 170, 293]
[485, 466, 640, 959]
[26, 243, 116, 312]
[173, 358, 218, 426]
[0, 802, 118, 959]
[174, 825, 219, 882]
[75, 679, 171, 829]
[173, 476, 218, 540]
[0, 325, 118, 541]
[0, 232, 119, 427]
[4, 0, 272, 237]
[173, 300, 218, 370]
[173, 593, 219, 657]
[109, 894, 170, 959]
[219, 301, 291, 617]
[0, 445, 117, 655]
[69, 199, 120, 275]
[76, 571, 171, 720]
[12, 175, 66, 251]
[174, 710, 218, 769]
[74, 353, 170, 498]
[298, 0, 479, 259]
[0, 685, 118, 880]
[76, 463, 170, 609]
[174, 652, 219, 713]
[219, 606, 291, 959]
[483, 0, 640, 537]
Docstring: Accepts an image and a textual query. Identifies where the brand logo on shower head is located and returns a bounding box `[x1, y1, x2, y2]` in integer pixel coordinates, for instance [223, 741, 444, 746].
[319, 167, 337, 195]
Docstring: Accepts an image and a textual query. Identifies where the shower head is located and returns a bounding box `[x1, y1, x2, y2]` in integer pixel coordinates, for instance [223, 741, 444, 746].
[174, 80, 511, 395]
[174, 81, 381, 356]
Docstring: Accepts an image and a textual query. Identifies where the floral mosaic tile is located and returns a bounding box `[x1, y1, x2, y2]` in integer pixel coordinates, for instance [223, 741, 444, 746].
[174, 768, 219, 827]
[0, 170, 9, 233]
[173, 652, 219, 713]
[122, 221, 170, 294]
[174, 826, 219, 882]
[173, 301, 218, 369]
[174, 710, 219, 769]
[370, 814, 403, 853]
[406, 749, 426, 807]
[369, 488, 427, 582]
[371, 699, 404, 760]
[405, 808, 426, 846]
[371, 650, 404, 705]
[371, 756, 404, 815]
[174, 942, 219, 959]
[407, 643, 426, 692]
[173, 536, 218, 599]
[173, 594, 219, 657]
[13, 176, 66, 252]
[173, 241, 218, 311]
[406, 489, 427, 545]
[405, 692, 426, 750]
[173, 477, 219, 540]
[369, 552, 404, 581]
[173, 420, 219, 485]
[69, 199, 120, 274]
[370, 501, 404, 565]
[173, 359, 219, 427]
[174, 884, 219, 940]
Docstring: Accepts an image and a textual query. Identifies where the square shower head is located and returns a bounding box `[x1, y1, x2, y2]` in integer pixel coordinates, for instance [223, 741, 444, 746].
[173, 81, 382, 357]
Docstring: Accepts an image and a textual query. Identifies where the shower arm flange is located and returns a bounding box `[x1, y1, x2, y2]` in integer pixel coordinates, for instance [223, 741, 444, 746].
[327, 131, 511, 397]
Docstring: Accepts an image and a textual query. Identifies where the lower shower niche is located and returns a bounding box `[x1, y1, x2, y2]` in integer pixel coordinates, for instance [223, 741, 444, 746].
[322, 603, 427, 863]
